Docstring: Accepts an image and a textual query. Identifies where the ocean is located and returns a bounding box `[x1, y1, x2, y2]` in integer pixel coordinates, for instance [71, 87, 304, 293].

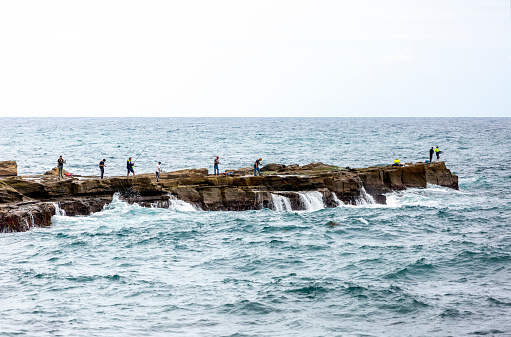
[1, 117, 510, 336]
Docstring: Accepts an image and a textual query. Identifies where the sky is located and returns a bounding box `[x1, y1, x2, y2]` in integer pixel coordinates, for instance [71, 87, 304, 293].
[0, 0, 510, 117]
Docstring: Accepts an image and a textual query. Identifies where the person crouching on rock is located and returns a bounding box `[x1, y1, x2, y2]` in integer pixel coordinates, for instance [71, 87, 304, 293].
[57, 155, 66, 178]
[254, 158, 262, 176]
[127, 157, 135, 177]
[393, 159, 403, 167]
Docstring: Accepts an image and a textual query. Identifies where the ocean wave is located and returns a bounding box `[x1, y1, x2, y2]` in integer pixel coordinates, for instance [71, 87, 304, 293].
[383, 258, 436, 280]
[219, 300, 279, 315]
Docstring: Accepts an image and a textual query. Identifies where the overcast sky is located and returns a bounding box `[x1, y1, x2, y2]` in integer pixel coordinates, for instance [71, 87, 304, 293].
[1, 0, 510, 117]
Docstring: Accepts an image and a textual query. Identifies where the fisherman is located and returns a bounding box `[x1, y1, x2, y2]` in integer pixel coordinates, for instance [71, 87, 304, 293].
[435, 146, 441, 161]
[393, 159, 403, 167]
[99, 159, 106, 179]
[156, 161, 161, 182]
[57, 155, 66, 178]
[127, 157, 135, 177]
[429, 147, 434, 163]
[214, 156, 220, 175]
[254, 158, 262, 176]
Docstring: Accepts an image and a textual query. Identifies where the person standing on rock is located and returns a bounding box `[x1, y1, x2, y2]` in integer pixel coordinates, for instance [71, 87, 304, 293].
[214, 156, 220, 175]
[429, 147, 434, 163]
[57, 156, 66, 178]
[254, 158, 262, 176]
[435, 146, 441, 161]
[99, 159, 106, 179]
[156, 161, 162, 182]
[127, 157, 135, 177]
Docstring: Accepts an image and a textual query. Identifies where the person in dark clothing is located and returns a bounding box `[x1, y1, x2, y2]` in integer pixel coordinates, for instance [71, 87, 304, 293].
[57, 156, 66, 178]
[429, 147, 434, 163]
[214, 156, 220, 175]
[127, 157, 135, 177]
[99, 159, 106, 179]
[254, 158, 262, 176]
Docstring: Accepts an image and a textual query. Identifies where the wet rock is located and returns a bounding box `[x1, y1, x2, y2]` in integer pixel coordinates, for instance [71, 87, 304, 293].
[425, 162, 458, 189]
[326, 221, 340, 228]
[0, 202, 53, 232]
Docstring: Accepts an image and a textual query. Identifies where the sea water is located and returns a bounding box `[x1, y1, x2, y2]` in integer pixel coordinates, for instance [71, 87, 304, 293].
[0, 118, 510, 336]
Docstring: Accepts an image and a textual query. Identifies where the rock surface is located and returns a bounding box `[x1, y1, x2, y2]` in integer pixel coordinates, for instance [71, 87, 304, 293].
[44, 167, 70, 176]
[0, 161, 458, 232]
[0, 161, 17, 177]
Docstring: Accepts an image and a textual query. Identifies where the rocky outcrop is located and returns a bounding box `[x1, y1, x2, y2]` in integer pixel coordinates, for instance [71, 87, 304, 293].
[0, 161, 17, 177]
[354, 162, 457, 203]
[44, 167, 70, 176]
[0, 161, 458, 232]
[0, 202, 54, 232]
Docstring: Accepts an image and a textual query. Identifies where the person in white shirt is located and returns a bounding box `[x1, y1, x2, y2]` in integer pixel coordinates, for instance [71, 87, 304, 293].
[156, 162, 162, 182]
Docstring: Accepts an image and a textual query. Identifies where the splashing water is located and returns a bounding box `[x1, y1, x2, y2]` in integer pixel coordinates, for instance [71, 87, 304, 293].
[270, 193, 293, 212]
[298, 191, 325, 211]
[331, 192, 344, 206]
[356, 186, 376, 205]
[167, 196, 199, 212]
[52, 202, 66, 216]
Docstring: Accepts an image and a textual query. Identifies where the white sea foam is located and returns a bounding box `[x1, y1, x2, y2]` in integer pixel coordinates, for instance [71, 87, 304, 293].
[52, 202, 66, 216]
[270, 194, 293, 212]
[167, 196, 199, 212]
[298, 191, 325, 211]
[331, 192, 344, 207]
[356, 186, 376, 206]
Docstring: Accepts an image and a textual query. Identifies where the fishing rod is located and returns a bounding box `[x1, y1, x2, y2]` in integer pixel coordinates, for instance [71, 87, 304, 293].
[133, 144, 150, 163]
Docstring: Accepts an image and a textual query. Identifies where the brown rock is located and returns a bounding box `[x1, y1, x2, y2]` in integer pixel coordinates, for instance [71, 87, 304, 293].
[261, 163, 286, 172]
[44, 167, 70, 176]
[385, 168, 405, 190]
[0, 161, 17, 177]
[200, 187, 223, 210]
[401, 165, 427, 188]
[232, 167, 253, 176]
[0, 182, 24, 203]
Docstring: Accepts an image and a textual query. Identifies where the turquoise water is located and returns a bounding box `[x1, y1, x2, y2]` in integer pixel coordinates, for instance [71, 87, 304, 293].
[1, 118, 510, 336]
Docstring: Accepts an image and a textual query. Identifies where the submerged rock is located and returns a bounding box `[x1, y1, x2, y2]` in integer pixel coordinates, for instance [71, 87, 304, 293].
[326, 221, 340, 228]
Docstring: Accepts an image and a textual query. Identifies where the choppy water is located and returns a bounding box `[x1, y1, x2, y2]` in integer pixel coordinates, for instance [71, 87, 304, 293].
[1, 118, 510, 336]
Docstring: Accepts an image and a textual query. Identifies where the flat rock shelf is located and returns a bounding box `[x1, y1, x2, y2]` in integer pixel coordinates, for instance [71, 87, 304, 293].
[0, 161, 457, 232]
